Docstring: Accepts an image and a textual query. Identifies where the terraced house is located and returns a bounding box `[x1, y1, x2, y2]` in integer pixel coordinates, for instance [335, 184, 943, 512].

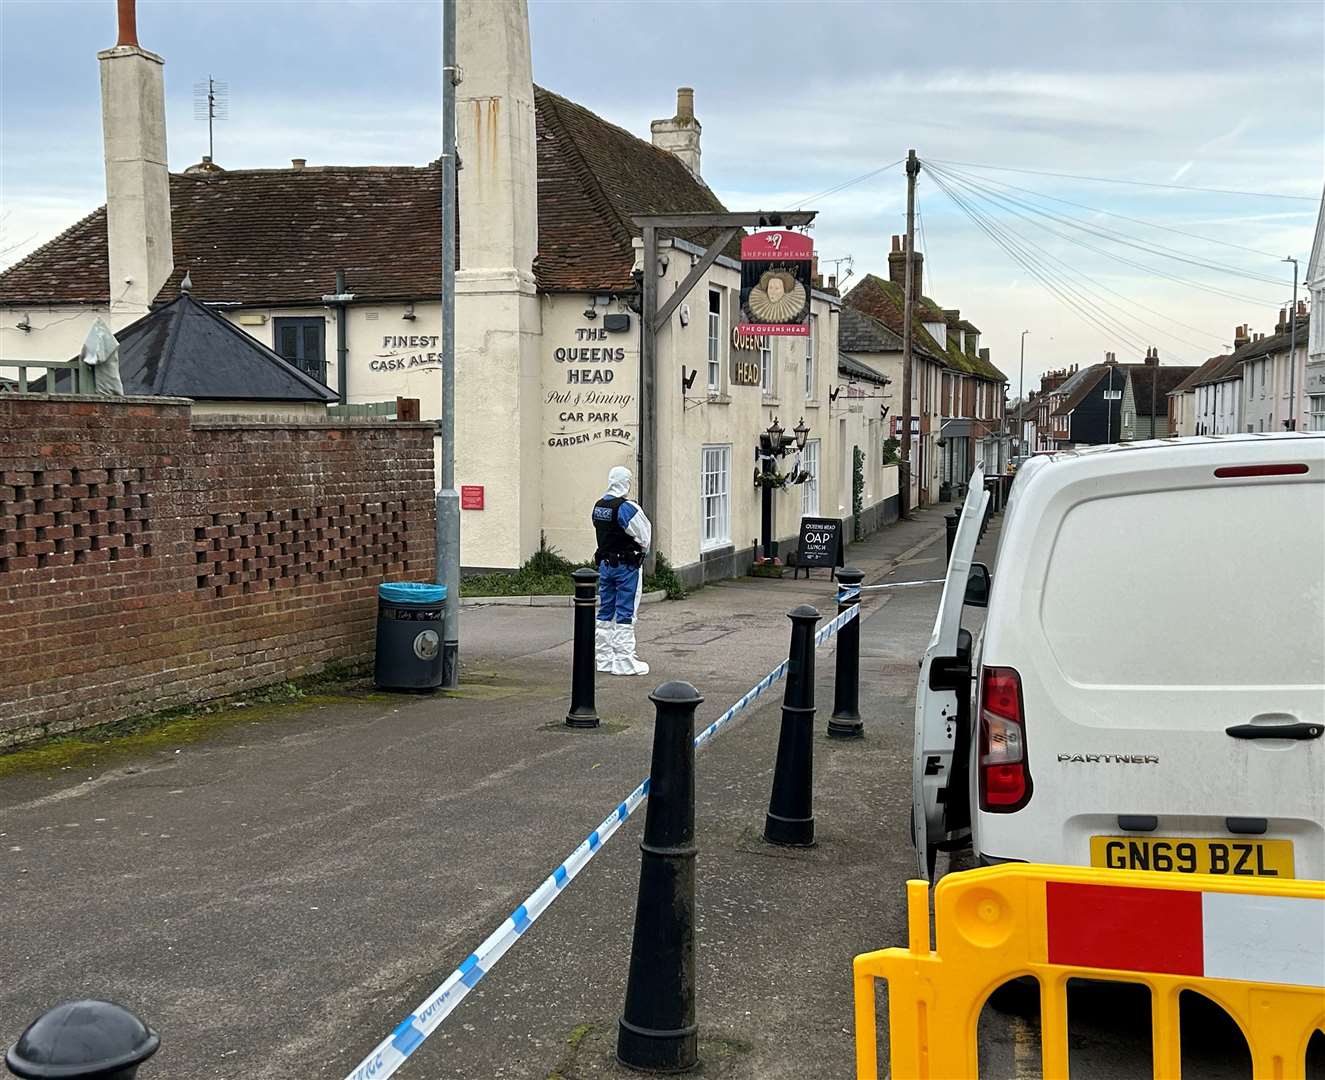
[837, 237, 1007, 504]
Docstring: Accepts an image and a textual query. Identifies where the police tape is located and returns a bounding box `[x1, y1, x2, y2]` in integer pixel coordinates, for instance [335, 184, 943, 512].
[343, 602, 860, 1080]
[836, 578, 944, 603]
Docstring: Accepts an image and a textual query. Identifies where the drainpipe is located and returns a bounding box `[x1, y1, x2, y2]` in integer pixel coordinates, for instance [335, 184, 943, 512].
[334, 269, 349, 402]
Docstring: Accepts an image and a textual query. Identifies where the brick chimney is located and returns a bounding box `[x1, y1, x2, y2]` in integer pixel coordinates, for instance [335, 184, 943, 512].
[99, 0, 173, 320]
[651, 87, 701, 179]
[887, 235, 923, 296]
[1145, 346, 1158, 366]
[1234, 324, 1251, 348]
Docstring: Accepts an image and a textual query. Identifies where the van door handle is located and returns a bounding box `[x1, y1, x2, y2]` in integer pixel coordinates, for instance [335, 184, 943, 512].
[1225, 722, 1323, 741]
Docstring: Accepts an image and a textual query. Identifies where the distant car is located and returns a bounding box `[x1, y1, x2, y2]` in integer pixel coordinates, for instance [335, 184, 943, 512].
[913, 434, 1325, 882]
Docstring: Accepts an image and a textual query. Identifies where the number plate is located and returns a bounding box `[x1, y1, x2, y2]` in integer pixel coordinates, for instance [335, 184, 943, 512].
[1090, 836, 1294, 878]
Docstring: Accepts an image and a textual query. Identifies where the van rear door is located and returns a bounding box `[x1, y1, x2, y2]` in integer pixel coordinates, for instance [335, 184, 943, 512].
[912, 469, 989, 880]
[997, 441, 1325, 879]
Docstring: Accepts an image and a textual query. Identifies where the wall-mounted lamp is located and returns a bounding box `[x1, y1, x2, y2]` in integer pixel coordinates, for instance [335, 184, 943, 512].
[657, 255, 669, 277]
[828, 385, 841, 403]
[682, 367, 697, 394]
[402, 302, 417, 321]
[678, 302, 690, 327]
[16, 315, 32, 333]
[880, 404, 890, 420]
[582, 304, 598, 320]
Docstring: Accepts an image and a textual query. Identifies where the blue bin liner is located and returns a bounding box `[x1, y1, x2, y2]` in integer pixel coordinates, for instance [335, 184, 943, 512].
[379, 581, 448, 605]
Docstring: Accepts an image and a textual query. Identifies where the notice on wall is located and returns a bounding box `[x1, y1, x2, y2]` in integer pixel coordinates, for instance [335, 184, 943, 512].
[461, 485, 485, 510]
[796, 516, 845, 570]
[738, 231, 812, 337]
[545, 323, 637, 449]
[370, 335, 442, 372]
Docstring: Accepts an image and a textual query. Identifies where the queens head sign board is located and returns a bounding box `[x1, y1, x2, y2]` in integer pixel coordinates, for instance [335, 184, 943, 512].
[738, 231, 812, 337]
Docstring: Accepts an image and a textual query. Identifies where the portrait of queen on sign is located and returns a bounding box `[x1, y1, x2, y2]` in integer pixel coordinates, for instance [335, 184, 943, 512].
[744, 269, 808, 325]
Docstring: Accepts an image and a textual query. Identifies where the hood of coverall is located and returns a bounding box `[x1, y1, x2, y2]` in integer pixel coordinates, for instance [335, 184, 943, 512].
[605, 466, 633, 499]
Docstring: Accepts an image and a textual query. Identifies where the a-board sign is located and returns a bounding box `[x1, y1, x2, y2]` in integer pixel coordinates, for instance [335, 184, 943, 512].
[796, 516, 845, 573]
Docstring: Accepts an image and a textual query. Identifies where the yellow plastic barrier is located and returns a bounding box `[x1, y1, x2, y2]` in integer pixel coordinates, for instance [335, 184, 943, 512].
[853, 864, 1325, 1080]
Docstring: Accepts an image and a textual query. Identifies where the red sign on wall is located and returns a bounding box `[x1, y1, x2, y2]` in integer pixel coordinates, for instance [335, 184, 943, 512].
[461, 485, 485, 510]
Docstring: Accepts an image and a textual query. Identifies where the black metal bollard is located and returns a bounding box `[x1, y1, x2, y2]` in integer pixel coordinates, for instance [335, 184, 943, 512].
[5, 999, 159, 1079]
[944, 512, 959, 564]
[617, 681, 702, 1072]
[828, 569, 864, 738]
[565, 567, 600, 728]
[764, 604, 821, 846]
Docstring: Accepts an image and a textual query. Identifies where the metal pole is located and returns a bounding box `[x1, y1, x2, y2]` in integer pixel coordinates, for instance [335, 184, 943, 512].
[640, 226, 658, 579]
[565, 568, 600, 728]
[1106, 363, 1114, 443]
[764, 604, 821, 846]
[760, 438, 774, 557]
[899, 150, 918, 518]
[617, 680, 702, 1072]
[1018, 329, 1028, 451]
[436, 0, 461, 687]
[1149, 346, 1158, 439]
[828, 569, 863, 738]
[1286, 256, 1299, 430]
[334, 269, 348, 403]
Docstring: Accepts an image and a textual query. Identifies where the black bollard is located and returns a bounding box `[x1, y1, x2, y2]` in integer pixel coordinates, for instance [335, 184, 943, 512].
[944, 512, 959, 564]
[764, 604, 821, 846]
[617, 681, 702, 1072]
[5, 999, 159, 1079]
[828, 569, 864, 738]
[565, 567, 600, 728]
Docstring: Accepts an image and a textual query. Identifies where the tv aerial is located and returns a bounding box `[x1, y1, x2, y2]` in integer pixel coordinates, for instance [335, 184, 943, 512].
[193, 75, 229, 163]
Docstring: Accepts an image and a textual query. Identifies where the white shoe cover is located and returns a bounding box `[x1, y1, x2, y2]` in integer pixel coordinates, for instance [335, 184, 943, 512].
[595, 620, 615, 673]
[611, 624, 650, 676]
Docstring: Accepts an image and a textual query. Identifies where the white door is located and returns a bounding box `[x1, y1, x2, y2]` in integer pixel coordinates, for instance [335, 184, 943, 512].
[912, 467, 988, 880]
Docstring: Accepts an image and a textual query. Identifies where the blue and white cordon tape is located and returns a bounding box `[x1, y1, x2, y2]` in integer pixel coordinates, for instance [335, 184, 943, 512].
[344, 602, 860, 1080]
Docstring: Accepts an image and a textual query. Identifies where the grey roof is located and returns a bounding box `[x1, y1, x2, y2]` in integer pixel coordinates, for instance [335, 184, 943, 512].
[837, 306, 903, 354]
[838, 353, 890, 386]
[114, 294, 339, 402]
[1191, 353, 1245, 388]
[1126, 365, 1200, 416]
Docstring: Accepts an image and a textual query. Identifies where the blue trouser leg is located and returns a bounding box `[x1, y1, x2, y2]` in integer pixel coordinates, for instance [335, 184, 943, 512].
[597, 562, 640, 624]
[597, 561, 617, 621]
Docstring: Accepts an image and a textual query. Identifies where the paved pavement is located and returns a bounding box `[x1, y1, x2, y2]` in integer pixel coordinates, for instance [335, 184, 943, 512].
[8, 501, 1317, 1080]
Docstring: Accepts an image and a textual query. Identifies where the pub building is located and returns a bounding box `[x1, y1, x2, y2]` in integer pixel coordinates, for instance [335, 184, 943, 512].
[0, 0, 900, 585]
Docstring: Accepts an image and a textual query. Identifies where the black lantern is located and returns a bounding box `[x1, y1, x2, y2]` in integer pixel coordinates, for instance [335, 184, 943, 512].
[767, 417, 785, 444]
[792, 417, 810, 450]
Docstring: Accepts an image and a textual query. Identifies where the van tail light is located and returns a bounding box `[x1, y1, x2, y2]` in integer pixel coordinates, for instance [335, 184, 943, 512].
[979, 666, 1032, 812]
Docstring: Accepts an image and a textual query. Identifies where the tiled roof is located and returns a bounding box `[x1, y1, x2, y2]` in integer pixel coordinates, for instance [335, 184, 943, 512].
[837, 306, 902, 353]
[1190, 353, 1245, 388]
[838, 352, 890, 385]
[0, 85, 733, 305]
[1170, 353, 1231, 395]
[1227, 315, 1309, 364]
[533, 87, 733, 292]
[0, 166, 444, 306]
[1126, 365, 1199, 416]
[1051, 365, 1112, 416]
[841, 274, 1006, 382]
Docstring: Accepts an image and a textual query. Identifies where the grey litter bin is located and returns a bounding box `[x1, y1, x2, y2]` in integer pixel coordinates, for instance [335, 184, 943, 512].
[375, 582, 448, 690]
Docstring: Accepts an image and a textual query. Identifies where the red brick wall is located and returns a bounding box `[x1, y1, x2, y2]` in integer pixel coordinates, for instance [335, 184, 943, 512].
[0, 395, 436, 746]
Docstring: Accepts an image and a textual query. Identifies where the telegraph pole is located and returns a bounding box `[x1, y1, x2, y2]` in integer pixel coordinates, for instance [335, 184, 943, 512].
[437, 0, 461, 687]
[899, 149, 918, 517]
[1018, 329, 1029, 450]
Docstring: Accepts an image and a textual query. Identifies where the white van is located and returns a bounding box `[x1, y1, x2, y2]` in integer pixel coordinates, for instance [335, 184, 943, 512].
[913, 434, 1325, 882]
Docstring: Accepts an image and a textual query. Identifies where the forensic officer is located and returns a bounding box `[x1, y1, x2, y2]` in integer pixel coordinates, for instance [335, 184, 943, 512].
[592, 465, 652, 676]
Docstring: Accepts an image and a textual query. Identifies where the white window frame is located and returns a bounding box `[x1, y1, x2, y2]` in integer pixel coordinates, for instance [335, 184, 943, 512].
[700, 444, 731, 551]
[804, 315, 816, 399]
[1308, 394, 1325, 432]
[760, 338, 773, 397]
[801, 438, 820, 517]
[707, 289, 722, 393]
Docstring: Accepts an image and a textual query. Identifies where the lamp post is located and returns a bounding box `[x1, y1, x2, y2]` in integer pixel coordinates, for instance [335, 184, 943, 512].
[1285, 256, 1299, 430]
[758, 416, 809, 560]
[1018, 329, 1030, 457]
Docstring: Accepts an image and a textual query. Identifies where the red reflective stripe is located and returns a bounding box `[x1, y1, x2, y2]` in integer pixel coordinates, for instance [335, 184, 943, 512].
[1213, 463, 1308, 478]
[1046, 882, 1203, 976]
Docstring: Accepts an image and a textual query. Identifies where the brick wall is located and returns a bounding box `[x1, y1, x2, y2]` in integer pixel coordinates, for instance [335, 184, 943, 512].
[0, 395, 436, 746]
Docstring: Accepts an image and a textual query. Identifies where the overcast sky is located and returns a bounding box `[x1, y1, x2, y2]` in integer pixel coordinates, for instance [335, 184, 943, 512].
[1, 0, 1321, 386]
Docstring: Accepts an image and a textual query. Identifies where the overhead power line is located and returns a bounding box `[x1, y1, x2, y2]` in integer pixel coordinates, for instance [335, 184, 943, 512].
[926, 158, 1318, 202]
[792, 159, 904, 209]
[924, 161, 1282, 307]
[929, 165, 1287, 261]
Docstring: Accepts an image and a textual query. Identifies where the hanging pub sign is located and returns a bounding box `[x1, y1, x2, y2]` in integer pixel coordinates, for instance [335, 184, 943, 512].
[738, 230, 812, 337]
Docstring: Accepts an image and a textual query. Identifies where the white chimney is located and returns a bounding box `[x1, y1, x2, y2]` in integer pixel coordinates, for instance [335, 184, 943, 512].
[651, 87, 702, 179]
[99, 0, 173, 320]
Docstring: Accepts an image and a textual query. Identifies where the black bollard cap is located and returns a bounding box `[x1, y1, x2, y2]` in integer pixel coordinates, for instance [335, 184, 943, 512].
[649, 680, 703, 706]
[6, 1000, 160, 1079]
[836, 567, 864, 585]
[570, 567, 600, 583]
[787, 603, 821, 622]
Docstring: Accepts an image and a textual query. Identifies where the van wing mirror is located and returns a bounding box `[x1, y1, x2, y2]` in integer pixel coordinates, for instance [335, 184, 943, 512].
[963, 562, 991, 608]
